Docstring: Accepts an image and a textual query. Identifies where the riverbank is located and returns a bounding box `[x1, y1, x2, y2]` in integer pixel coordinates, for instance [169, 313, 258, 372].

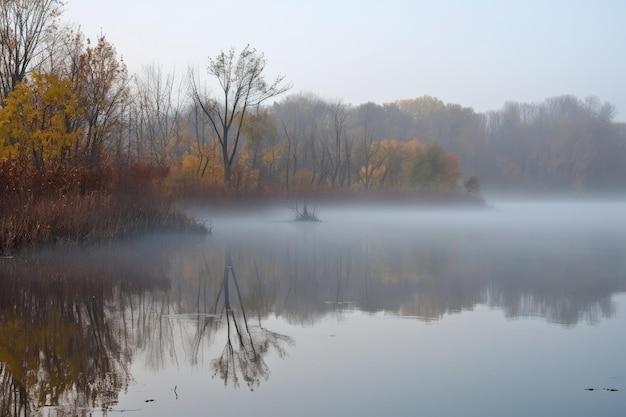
[0, 162, 207, 254]
[1, 161, 484, 253]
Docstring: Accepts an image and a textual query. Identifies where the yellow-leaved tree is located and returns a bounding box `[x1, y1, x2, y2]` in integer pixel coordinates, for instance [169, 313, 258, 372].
[0, 72, 82, 166]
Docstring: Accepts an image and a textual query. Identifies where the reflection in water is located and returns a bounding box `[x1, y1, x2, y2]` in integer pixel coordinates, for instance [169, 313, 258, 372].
[0, 204, 625, 414]
[0, 239, 172, 416]
[190, 252, 294, 390]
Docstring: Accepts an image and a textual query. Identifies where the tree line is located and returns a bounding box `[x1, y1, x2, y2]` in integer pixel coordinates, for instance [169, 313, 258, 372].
[0, 0, 208, 251]
[2, 0, 624, 202]
[0, 1, 473, 201]
[128, 89, 625, 196]
[394, 94, 625, 193]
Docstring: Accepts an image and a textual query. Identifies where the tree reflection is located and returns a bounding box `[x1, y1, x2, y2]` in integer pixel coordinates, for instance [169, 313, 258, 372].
[0, 237, 174, 417]
[223, 226, 626, 327]
[205, 252, 294, 390]
[2, 217, 625, 413]
[123, 246, 296, 391]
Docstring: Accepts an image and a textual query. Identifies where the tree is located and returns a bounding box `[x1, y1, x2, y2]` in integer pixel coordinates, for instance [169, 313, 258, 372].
[190, 45, 290, 186]
[0, 0, 63, 102]
[375, 139, 405, 188]
[352, 103, 378, 190]
[0, 71, 81, 166]
[446, 154, 461, 188]
[464, 174, 480, 195]
[326, 101, 349, 187]
[241, 109, 277, 188]
[73, 36, 129, 167]
[132, 64, 183, 164]
[410, 142, 448, 189]
[272, 93, 328, 192]
[398, 95, 446, 143]
[183, 101, 223, 180]
[479, 95, 626, 191]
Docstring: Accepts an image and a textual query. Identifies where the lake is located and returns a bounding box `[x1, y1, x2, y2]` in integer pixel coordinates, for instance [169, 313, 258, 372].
[1, 201, 625, 416]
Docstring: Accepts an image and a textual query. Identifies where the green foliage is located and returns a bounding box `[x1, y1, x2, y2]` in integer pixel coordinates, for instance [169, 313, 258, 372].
[464, 175, 481, 195]
[409, 143, 448, 189]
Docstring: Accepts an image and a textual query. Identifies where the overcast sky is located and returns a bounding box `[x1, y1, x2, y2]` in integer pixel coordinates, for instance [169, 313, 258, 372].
[65, 0, 626, 119]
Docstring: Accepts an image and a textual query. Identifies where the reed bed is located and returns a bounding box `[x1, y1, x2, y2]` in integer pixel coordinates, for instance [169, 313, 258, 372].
[0, 161, 206, 253]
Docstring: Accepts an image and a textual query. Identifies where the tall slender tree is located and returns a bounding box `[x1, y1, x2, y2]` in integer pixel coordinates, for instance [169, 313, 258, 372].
[189, 45, 290, 186]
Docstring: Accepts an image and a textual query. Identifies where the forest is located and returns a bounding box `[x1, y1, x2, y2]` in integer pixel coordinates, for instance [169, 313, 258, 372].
[1, 1, 625, 249]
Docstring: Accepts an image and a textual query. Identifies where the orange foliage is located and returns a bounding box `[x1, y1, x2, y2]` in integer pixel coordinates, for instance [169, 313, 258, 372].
[446, 154, 461, 187]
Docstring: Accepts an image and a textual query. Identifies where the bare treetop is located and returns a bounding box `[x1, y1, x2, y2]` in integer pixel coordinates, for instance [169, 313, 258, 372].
[190, 44, 290, 186]
[0, 0, 64, 101]
[208, 45, 289, 109]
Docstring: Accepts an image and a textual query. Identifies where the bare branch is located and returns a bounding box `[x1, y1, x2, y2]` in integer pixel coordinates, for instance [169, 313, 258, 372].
[188, 45, 290, 186]
[0, 0, 64, 101]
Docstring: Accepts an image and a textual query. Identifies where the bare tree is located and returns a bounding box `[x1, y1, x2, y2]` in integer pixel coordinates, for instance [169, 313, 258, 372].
[133, 64, 184, 164]
[273, 93, 344, 191]
[352, 102, 379, 190]
[189, 45, 290, 186]
[0, 0, 63, 102]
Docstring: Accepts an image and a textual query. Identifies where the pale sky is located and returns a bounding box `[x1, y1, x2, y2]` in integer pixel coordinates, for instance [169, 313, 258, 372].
[65, 0, 626, 119]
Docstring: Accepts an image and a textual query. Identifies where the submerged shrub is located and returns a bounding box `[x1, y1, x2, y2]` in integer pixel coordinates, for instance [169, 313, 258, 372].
[291, 200, 320, 222]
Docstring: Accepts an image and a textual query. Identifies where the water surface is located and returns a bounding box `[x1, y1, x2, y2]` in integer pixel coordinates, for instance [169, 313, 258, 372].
[1, 201, 625, 416]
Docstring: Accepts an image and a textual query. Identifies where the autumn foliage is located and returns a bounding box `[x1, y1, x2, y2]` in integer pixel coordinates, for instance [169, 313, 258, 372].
[0, 6, 480, 252]
[0, 160, 202, 252]
[0, 31, 205, 251]
[172, 135, 466, 201]
[0, 72, 82, 166]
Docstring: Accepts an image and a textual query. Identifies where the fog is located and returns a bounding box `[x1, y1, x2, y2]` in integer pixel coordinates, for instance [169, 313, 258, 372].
[193, 199, 625, 244]
[5, 199, 624, 329]
[181, 199, 626, 325]
[2, 199, 626, 416]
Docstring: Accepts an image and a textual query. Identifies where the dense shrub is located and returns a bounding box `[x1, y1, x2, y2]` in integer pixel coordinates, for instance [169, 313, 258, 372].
[0, 161, 206, 253]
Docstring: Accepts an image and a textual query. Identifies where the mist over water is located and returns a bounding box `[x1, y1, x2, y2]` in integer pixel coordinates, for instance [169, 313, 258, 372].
[189, 200, 626, 323]
[1, 200, 625, 416]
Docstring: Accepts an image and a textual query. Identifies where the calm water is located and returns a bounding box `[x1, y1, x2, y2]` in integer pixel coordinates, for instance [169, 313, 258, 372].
[1, 201, 625, 416]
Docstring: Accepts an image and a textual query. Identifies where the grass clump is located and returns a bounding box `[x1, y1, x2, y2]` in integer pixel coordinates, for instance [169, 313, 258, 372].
[291, 200, 320, 222]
